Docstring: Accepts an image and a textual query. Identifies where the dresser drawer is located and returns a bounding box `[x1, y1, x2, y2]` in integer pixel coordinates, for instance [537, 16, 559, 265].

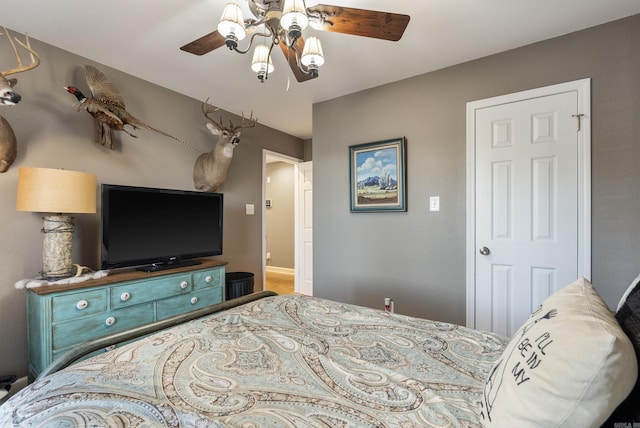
[110, 275, 192, 308]
[27, 260, 226, 380]
[193, 269, 222, 290]
[51, 289, 108, 322]
[156, 287, 223, 320]
[52, 303, 154, 350]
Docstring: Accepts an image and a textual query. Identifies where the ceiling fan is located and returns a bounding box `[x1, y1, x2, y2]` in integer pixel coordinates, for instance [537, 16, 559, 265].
[180, 0, 410, 83]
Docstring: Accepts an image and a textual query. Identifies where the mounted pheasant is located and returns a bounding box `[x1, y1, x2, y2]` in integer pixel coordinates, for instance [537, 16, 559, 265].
[65, 65, 188, 150]
[194, 98, 257, 192]
[0, 27, 40, 173]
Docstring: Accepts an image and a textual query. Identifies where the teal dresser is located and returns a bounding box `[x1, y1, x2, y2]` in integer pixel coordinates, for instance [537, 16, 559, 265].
[26, 259, 226, 381]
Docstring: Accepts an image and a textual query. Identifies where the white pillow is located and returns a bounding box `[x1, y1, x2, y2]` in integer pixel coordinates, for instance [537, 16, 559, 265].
[479, 277, 638, 428]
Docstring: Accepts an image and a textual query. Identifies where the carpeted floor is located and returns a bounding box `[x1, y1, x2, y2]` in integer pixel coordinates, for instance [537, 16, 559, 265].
[265, 271, 294, 295]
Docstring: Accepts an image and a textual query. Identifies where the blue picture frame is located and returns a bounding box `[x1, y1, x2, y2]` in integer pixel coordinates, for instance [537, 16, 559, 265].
[349, 137, 406, 212]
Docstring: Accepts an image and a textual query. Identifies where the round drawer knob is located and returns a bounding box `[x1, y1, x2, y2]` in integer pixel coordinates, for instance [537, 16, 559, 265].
[180, 280, 189, 289]
[205, 275, 213, 283]
[105, 317, 116, 326]
[76, 300, 88, 310]
[190, 296, 199, 305]
[120, 292, 131, 302]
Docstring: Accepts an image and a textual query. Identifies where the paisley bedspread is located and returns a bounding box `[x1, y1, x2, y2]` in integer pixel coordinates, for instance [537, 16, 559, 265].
[0, 294, 508, 427]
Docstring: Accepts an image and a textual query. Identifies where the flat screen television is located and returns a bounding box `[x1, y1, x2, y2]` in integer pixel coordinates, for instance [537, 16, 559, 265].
[101, 184, 223, 271]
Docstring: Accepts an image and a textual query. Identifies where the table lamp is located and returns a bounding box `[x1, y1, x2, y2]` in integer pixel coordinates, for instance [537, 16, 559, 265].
[16, 167, 97, 280]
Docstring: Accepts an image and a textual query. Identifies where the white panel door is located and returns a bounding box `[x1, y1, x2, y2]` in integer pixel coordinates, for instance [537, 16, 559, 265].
[296, 161, 313, 295]
[469, 81, 590, 337]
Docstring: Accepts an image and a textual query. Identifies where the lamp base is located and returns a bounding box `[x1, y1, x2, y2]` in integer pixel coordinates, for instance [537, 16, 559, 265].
[41, 215, 75, 280]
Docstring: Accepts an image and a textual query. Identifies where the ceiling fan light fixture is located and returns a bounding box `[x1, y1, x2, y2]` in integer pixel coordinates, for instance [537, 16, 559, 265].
[218, 2, 247, 47]
[301, 36, 324, 68]
[251, 44, 274, 82]
[281, 0, 309, 40]
[182, 2, 412, 84]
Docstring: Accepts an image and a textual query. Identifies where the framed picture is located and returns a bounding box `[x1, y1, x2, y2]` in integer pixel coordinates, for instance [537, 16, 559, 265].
[349, 137, 406, 212]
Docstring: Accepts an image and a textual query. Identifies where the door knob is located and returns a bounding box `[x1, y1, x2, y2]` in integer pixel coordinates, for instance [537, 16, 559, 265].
[479, 247, 491, 256]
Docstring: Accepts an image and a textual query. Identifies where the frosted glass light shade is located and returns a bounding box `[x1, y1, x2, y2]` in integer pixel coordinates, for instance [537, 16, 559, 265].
[251, 45, 274, 73]
[218, 2, 246, 40]
[16, 167, 97, 214]
[281, 0, 309, 31]
[301, 36, 324, 67]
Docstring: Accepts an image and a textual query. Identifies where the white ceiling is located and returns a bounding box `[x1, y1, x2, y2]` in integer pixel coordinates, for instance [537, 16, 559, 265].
[3, 1, 639, 139]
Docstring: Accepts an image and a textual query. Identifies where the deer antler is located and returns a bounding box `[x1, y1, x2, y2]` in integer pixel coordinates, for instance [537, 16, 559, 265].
[202, 98, 257, 131]
[1, 27, 40, 77]
[202, 97, 224, 130]
[236, 111, 258, 131]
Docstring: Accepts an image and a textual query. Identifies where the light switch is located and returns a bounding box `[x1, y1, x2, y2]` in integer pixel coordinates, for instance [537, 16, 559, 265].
[430, 196, 440, 212]
[246, 204, 255, 215]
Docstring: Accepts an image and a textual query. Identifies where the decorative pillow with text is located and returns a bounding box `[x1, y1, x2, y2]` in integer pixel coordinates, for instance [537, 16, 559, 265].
[479, 277, 637, 428]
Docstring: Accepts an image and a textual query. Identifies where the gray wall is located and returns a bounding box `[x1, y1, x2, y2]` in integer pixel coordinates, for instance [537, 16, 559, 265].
[0, 34, 303, 377]
[265, 161, 295, 269]
[313, 15, 640, 322]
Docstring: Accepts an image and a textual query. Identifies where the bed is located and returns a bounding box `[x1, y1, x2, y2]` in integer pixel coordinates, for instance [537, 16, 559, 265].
[1, 277, 639, 427]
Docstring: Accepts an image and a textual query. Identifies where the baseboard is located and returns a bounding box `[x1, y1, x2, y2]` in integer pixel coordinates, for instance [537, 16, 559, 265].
[266, 266, 294, 275]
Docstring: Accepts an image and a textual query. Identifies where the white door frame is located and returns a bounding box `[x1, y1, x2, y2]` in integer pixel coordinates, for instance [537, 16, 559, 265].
[296, 161, 313, 296]
[262, 149, 303, 292]
[465, 79, 591, 329]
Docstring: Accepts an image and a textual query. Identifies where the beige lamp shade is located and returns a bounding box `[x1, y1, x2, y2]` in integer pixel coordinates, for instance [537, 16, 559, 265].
[16, 167, 97, 214]
[281, 0, 309, 32]
[217, 2, 246, 40]
[251, 44, 274, 74]
[301, 36, 324, 67]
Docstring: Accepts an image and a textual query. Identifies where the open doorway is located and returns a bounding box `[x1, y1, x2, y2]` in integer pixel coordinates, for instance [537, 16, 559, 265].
[262, 150, 300, 294]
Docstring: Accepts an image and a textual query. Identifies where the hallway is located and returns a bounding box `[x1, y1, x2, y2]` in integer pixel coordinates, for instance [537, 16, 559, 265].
[265, 271, 294, 295]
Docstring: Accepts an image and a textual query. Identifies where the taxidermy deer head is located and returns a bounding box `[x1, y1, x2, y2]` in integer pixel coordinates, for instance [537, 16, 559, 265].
[0, 27, 40, 173]
[193, 98, 257, 192]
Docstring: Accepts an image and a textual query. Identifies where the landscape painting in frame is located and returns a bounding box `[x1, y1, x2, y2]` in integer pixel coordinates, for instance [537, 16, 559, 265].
[349, 137, 406, 212]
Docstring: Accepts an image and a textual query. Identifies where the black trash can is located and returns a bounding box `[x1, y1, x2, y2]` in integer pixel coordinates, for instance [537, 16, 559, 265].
[225, 272, 254, 300]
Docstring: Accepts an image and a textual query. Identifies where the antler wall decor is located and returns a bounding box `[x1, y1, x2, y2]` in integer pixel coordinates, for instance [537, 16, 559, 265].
[194, 98, 257, 192]
[0, 27, 40, 173]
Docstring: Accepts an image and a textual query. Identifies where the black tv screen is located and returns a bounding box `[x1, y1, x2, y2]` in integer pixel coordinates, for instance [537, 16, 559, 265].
[101, 184, 223, 271]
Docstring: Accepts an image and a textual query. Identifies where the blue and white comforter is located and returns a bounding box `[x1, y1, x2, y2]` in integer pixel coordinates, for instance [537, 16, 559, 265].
[0, 294, 507, 427]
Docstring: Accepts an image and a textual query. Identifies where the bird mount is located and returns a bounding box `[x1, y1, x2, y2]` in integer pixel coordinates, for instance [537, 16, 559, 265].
[65, 65, 190, 151]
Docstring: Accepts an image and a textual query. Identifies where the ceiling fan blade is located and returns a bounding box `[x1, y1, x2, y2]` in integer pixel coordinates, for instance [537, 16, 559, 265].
[180, 31, 227, 56]
[279, 38, 318, 83]
[180, 21, 261, 56]
[308, 4, 410, 41]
